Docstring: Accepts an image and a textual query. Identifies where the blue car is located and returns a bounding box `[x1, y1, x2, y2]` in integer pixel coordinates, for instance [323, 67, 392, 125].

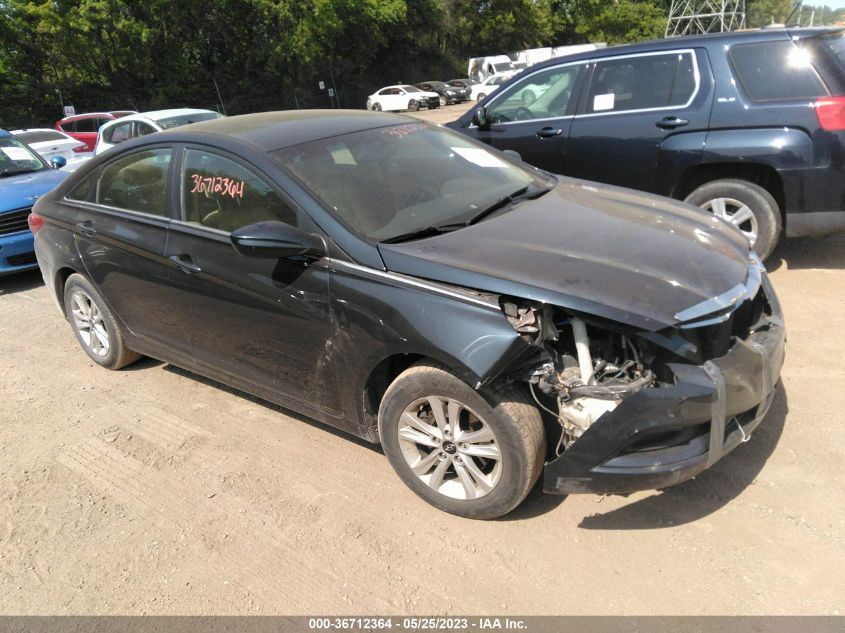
[1, 129, 70, 275]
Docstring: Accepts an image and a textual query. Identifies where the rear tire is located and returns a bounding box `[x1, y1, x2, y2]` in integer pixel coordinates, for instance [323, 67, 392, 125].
[684, 178, 781, 260]
[63, 273, 142, 370]
[378, 361, 545, 519]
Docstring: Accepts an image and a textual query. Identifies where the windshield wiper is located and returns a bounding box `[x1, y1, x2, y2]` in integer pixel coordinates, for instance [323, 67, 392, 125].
[464, 184, 551, 226]
[380, 222, 465, 244]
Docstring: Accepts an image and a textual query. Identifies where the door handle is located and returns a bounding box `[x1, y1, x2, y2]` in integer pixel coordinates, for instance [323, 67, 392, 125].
[169, 255, 202, 274]
[536, 127, 563, 139]
[75, 221, 96, 236]
[655, 116, 689, 129]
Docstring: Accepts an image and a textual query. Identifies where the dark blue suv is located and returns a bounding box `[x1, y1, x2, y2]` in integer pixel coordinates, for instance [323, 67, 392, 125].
[450, 27, 845, 259]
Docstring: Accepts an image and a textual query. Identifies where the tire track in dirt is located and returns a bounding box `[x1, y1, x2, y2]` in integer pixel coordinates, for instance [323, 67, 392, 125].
[58, 437, 404, 611]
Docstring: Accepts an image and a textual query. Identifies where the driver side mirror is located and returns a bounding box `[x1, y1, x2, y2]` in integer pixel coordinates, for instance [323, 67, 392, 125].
[50, 155, 67, 170]
[471, 107, 490, 128]
[230, 221, 325, 259]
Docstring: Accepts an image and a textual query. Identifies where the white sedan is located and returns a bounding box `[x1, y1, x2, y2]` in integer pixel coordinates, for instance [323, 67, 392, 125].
[366, 85, 440, 112]
[95, 108, 224, 155]
[470, 74, 511, 102]
[11, 128, 91, 170]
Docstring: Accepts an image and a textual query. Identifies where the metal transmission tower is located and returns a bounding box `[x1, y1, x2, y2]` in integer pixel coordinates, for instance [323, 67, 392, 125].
[665, 0, 746, 37]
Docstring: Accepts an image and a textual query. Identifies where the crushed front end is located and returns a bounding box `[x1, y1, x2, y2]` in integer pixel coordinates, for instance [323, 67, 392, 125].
[503, 255, 786, 495]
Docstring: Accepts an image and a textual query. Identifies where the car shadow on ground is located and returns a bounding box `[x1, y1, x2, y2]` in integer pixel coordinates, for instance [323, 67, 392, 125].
[767, 234, 845, 271]
[162, 364, 384, 454]
[0, 269, 43, 296]
[574, 382, 788, 530]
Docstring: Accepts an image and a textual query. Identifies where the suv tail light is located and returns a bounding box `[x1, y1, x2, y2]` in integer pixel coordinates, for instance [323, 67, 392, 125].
[28, 211, 44, 234]
[815, 96, 845, 131]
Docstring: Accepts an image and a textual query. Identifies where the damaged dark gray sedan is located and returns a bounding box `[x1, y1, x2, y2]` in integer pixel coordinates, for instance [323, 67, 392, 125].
[31, 111, 785, 519]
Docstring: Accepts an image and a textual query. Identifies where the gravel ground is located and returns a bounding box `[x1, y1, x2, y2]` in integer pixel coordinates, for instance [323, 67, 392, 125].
[1, 116, 843, 614]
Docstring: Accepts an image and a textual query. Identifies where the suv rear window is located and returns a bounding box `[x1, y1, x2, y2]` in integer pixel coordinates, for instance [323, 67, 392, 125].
[730, 40, 829, 101]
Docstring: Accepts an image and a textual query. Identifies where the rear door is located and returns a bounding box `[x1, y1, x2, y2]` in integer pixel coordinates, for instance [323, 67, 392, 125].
[466, 62, 586, 174]
[71, 117, 100, 152]
[64, 145, 180, 350]
[163, 146, 338, 415]
[566, 49, 712, 194]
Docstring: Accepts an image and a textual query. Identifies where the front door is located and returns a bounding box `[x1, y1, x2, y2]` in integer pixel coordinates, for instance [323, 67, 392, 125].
[566, 49, 712, 195]
[164, 147, 339, 417]
[465, 63, 585, 175]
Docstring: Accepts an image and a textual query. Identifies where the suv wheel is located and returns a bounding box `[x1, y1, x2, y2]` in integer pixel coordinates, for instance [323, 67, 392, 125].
[685, 179, 782, 260]
[378, 361, 545, 519]
[63, 273, 142, 370]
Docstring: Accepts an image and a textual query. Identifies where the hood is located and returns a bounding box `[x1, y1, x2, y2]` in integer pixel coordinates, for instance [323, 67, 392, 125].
[1, 168, 69, 213]
[377, 179, 751, 331]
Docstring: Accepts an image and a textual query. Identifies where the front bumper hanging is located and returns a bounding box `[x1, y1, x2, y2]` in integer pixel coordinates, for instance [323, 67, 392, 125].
[543, 276, 786, 495]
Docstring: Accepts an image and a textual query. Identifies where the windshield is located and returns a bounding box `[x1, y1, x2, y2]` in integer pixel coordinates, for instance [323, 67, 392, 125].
[274, 122, 552, 242]
[155, 112, 223, 130]
[1, 135, 47, 177]
[492, 63, 514, 73]
[400, 85, 421, 93]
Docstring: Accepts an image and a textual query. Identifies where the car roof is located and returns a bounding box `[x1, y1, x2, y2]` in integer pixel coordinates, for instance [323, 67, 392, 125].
[529, 26, 845, 71]
[150, 109, 415, 152]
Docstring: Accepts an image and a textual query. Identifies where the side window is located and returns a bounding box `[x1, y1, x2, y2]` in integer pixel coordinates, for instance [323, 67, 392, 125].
[586, 52, 697, 114]
[180, 149, 297, 233]
[135, 122, 157, 136]
[66, 168, 101, 203]
[105, 121, 132, 144]
[730, 41, 828, 102]
[488, 64, 582, 122]
[60, 121, 75, 132]
[97, 148, 171, 215]
[74, 117, 98, 133]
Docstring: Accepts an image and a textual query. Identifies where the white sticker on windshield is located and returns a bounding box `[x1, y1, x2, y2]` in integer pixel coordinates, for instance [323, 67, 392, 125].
[593, 93, 615, 111]
[451, 147, 508, 168]
[1, 146, 33, 161]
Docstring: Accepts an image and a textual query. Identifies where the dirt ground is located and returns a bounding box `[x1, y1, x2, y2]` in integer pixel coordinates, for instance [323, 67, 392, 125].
[1, 106, 844, 615]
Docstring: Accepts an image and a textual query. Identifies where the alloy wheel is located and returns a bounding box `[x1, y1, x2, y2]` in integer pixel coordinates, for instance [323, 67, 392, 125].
[397, 396, 502, 500]
[69, 290, 110, 357]
[701, 197, 759, 246]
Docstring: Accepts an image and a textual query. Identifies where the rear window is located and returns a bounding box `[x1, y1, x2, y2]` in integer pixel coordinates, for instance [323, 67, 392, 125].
[15, 130, 66, 144]
[729, 40, 829, 101]
[154, 112, 222, 130]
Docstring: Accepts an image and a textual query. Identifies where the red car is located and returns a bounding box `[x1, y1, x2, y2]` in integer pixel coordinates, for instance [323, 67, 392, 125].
[54, 111, 135, 152]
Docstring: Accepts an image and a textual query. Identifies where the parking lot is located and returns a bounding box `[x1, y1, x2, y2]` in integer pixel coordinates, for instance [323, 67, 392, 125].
[1, 143, 844, 616]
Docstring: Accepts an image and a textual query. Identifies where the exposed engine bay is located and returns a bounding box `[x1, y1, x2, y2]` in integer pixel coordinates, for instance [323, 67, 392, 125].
[501, 299, 657, 454]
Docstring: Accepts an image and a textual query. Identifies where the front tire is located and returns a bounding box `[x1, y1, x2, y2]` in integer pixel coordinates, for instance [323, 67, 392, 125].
[378, 361, 545, 519]
[685, 178, 782, 260]
[63, 273, 142, 370]
[477, 93, 487, 102]
[439, 95, 447, 107]
[407, 99, 420, 112]
[372, 102, 382, 111]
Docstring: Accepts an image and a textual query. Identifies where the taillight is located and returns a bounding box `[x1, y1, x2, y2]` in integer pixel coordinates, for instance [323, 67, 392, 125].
[28, 211, 44, 234]
[815, 96, 845, 131]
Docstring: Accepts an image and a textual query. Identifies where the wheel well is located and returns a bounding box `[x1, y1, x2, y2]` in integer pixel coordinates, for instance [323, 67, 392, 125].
[674, 163, 786, 225]
[362, 353, 424, 441]
[54, 267, 78, 316]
